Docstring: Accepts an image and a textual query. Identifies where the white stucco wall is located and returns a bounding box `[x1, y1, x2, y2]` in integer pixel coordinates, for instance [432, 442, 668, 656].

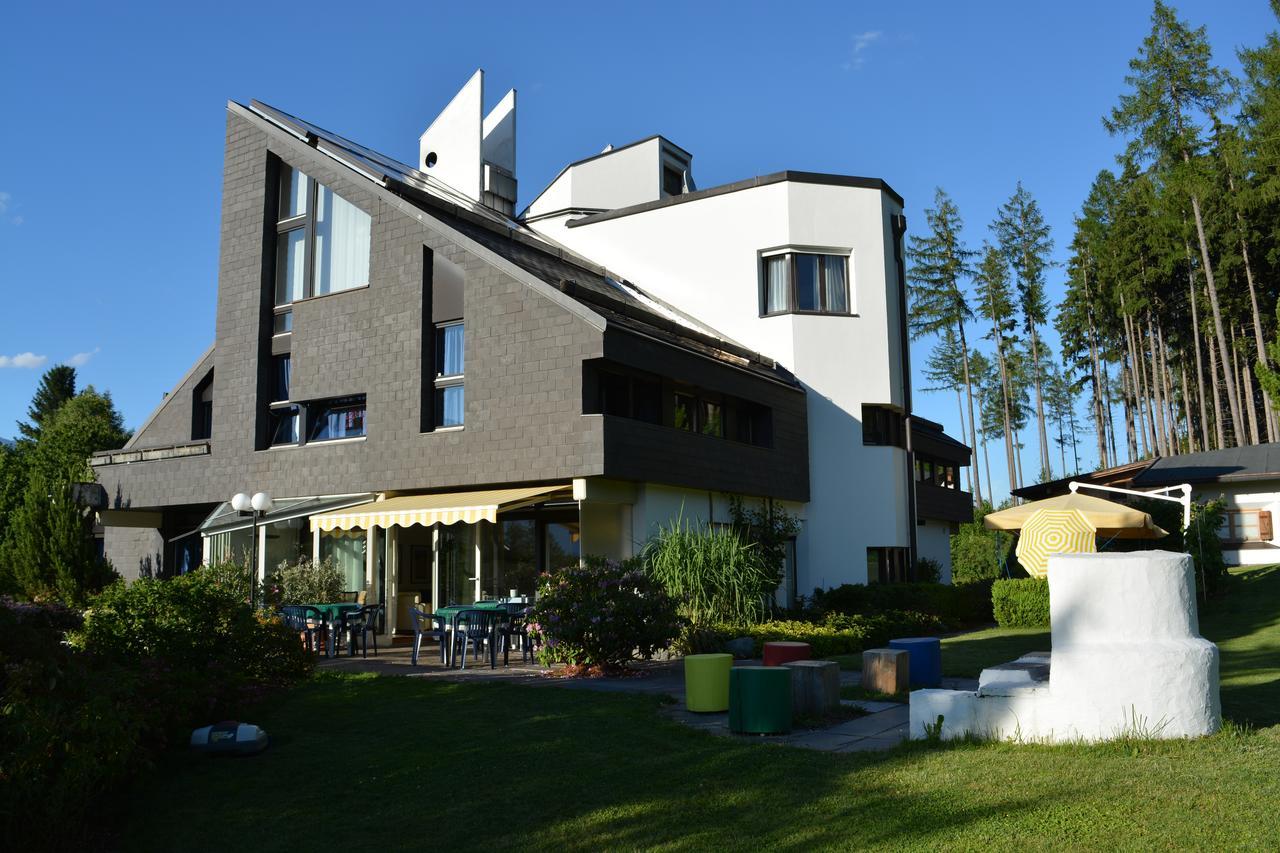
[530, 179, 910, 588]
[1189, 482, 1280, 566]
[916, 520, 953, 584]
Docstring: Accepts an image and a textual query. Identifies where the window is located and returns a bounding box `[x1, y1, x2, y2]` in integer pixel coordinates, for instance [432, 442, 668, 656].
[1220, 509, 1273, 543]
[308, 395, 367, 442]
[433, 322, 464, 428]
[192, 370, 213, 441]
[761, 251, 850, 316]
[273, 164, 372, 332]
[700, 399, 723, 437]
[271, 355, 291, 403]
[867, 546, 912, 583]
[662, 165, 684, 197]
[269, 406, 300, 446]
[863, 404, 905, 447]
[673, 392, 696, 431]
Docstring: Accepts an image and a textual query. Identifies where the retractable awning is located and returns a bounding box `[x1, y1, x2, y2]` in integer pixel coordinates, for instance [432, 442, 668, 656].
[308, 485, 572, 532]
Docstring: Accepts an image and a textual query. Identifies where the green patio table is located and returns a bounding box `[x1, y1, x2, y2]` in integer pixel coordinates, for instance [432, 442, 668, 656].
[433, 601, 512, 667]
[301, 603, 363, 657]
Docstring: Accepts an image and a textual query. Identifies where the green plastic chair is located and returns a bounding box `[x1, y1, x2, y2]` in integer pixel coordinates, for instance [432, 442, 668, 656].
[684, 653, 733, 712]
[729, 666, 792, 734]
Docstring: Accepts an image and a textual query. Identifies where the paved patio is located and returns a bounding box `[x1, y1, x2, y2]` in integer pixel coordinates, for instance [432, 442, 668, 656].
[319, 643, 978, 752]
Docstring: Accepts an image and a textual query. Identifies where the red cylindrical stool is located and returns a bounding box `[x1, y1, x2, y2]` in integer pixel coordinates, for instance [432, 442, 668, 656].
[762, 641, 811, 667]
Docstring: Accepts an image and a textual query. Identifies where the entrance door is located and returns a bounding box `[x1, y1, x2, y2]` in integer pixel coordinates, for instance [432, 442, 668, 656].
[436, 523, 477, 606]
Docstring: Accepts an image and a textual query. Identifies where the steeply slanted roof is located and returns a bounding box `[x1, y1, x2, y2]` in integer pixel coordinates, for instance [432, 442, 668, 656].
[245, 101, 796, 388]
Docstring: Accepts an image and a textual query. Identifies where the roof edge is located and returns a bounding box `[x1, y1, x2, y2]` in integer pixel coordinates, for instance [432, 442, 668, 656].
[560, 170, 904, 229]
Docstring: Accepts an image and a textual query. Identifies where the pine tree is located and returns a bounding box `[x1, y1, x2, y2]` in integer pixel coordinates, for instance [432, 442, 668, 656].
[908, 188, 982, 506]
[16, 364, 77, 443]
[974, 244, 1022, 493]
[1106, 0, 1240, 445]
[992, 182, 1054, 479]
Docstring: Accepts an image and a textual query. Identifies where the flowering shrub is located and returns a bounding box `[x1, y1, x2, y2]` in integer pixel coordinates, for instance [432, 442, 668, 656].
[530, 557, 684, 672]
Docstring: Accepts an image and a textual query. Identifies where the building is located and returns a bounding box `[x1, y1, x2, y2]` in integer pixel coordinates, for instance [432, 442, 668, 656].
[1014, 444, 1280, 566]
[93, 71, 972, 630]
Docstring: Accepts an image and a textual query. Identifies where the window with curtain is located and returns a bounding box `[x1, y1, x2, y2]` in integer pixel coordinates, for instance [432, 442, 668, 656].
[760, 251, 851, 316]
[273, 163, 372, 332]
[433, 322, 465, 428]
[307, 395, 367, 442]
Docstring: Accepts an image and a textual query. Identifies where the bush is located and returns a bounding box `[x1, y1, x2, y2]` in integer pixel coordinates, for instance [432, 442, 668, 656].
[915, 557, 943, 583]
[1185, 499, 1228, 598]
[991, 577, 1050, 628]
[0, 598, 144, 847]
[531, 557, 684, 671]
[72, 572, 314, 731]
[201, 558, 253, 604]
[675, 610, 945, 658]
[4, 474, 117, 604]
[273, 556, 344, 605]
[951, 501, 1013, 585]
[642, 517, 777, 625]
[811, 580, 993, 626]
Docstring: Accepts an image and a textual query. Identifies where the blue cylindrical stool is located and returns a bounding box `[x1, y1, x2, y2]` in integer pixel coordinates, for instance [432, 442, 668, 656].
[889, 637, 941, 687]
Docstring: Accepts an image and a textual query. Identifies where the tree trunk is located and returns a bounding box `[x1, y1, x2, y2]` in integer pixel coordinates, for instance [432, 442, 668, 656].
[981, 427, 994, 511]
[1123, 379, 1137, 462]
[1208, 336, 1226, 451]
[1188, 186, 1243, 446]
[1156, 320, 1178, 454]
[1146, 312, 1168, 456]
[957, 320, 983, 507]
[993, 338, 1018, 495]
[1181, 360, 1196, 454]
[1244, 360, 1260, 447]
[1185, 238, 1211, 452]
[954, 388, 971, 495]
[1119, 299, 1150, 457]
[1228, 169, 1277, 442]
[1028, 326, 1051, 479]
[1082, 266, 1109, 468]
[1102, 361, 1119, 465]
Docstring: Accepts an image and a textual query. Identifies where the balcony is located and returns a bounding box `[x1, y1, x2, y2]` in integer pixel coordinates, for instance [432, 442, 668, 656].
[916, 482, 974, 524]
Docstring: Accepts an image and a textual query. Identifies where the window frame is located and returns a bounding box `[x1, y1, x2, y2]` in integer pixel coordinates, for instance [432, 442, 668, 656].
[433, 321, 465, 429]
[273, 164, 372, 334]
[306, 394, 368, 443]
[759, 249, 853, 318]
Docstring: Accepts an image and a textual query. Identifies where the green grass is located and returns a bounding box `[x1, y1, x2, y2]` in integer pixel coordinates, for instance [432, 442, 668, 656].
[827, 626, 1049, 679]
[122, 566, 1280, 851]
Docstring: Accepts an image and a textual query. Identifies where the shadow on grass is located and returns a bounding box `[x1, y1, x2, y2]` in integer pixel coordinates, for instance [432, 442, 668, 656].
[123, 676, 1050, 853]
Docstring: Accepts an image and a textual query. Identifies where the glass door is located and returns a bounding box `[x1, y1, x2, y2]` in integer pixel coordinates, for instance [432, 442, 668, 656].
[436, 523, 477, 606]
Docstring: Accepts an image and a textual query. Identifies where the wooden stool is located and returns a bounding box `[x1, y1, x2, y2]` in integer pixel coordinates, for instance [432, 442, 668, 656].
[784, 659, 841, 716]
[862, 648, 909, 695]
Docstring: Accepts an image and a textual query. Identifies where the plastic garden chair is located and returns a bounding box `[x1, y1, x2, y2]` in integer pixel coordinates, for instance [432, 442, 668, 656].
[452, 609, 504, 669]
[501, 604, 536, 664]
[342, 604, 385, 658]
[409, 607, 447, 666]
[281, 605, 326, 654]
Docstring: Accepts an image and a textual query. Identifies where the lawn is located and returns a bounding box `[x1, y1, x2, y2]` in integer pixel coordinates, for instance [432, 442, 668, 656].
[121, 566, 1280, 851]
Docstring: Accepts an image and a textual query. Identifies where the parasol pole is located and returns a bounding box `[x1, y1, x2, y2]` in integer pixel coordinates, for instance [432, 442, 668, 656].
[1067, 481, 1193, 532]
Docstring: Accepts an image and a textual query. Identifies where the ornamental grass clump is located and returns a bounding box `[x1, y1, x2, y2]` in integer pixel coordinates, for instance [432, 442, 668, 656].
[274, 556, 345, 605]
[642, 517, 777, 626]
[530, 557, 684, 673]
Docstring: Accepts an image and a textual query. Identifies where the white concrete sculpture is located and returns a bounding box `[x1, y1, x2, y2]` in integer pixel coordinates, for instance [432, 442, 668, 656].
[910, 551, 1220, 743]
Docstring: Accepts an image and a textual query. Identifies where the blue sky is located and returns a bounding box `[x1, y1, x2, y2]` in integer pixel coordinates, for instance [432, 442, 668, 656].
[0, 0, 1272, 501]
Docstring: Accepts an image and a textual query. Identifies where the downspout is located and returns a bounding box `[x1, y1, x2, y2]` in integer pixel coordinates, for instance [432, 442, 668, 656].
[891, 212, 918, 571]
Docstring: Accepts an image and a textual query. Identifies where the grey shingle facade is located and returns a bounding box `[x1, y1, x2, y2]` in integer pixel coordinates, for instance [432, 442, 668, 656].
[94, 103, 809, 578]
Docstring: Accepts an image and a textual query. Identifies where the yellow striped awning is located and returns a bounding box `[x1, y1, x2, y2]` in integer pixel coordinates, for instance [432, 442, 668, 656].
[309, 485, 571, 533]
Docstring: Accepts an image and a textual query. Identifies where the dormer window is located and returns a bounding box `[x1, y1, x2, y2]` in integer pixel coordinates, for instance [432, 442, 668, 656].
[662, 165, 685, 197]
[273, 163, 372, 333]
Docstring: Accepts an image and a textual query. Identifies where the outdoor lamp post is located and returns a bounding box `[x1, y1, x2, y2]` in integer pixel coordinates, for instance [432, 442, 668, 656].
[232, 491, 274, 608]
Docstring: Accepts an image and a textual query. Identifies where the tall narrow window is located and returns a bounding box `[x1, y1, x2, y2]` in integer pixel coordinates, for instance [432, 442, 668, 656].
[273, 163, 372, 332]
[267, 354, 299, 447]
[192, 370, 214, 441]
[760, 251, 851, 316]
[434, 322, 465, 428]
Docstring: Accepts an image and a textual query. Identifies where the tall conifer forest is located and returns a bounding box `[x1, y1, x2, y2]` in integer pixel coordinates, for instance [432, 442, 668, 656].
[909, 1, 1280, 502]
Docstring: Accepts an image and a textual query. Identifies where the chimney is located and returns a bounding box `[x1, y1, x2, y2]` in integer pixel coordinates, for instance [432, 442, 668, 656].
[418, 69, 518, 216]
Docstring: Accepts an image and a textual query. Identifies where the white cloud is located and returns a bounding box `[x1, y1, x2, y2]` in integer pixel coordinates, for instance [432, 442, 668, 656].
[843, 30, 883, 71]
[65, 347, 101, 367]
[0, 191, 21, 226]
[0, 352, 48, 369]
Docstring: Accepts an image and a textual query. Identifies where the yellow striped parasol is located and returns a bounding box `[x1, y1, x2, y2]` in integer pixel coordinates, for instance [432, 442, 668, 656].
[1014, 508, 1098, 579]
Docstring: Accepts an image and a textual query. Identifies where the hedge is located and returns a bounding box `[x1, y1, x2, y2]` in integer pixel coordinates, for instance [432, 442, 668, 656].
[991, 577, 1050, 628]
[681, 610, 945, 658]
[811, 580, 994, 627]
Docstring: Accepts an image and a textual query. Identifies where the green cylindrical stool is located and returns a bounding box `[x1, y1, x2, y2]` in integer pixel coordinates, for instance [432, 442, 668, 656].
[684, 653, 733, 712]
[729, 666, 792, 734]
